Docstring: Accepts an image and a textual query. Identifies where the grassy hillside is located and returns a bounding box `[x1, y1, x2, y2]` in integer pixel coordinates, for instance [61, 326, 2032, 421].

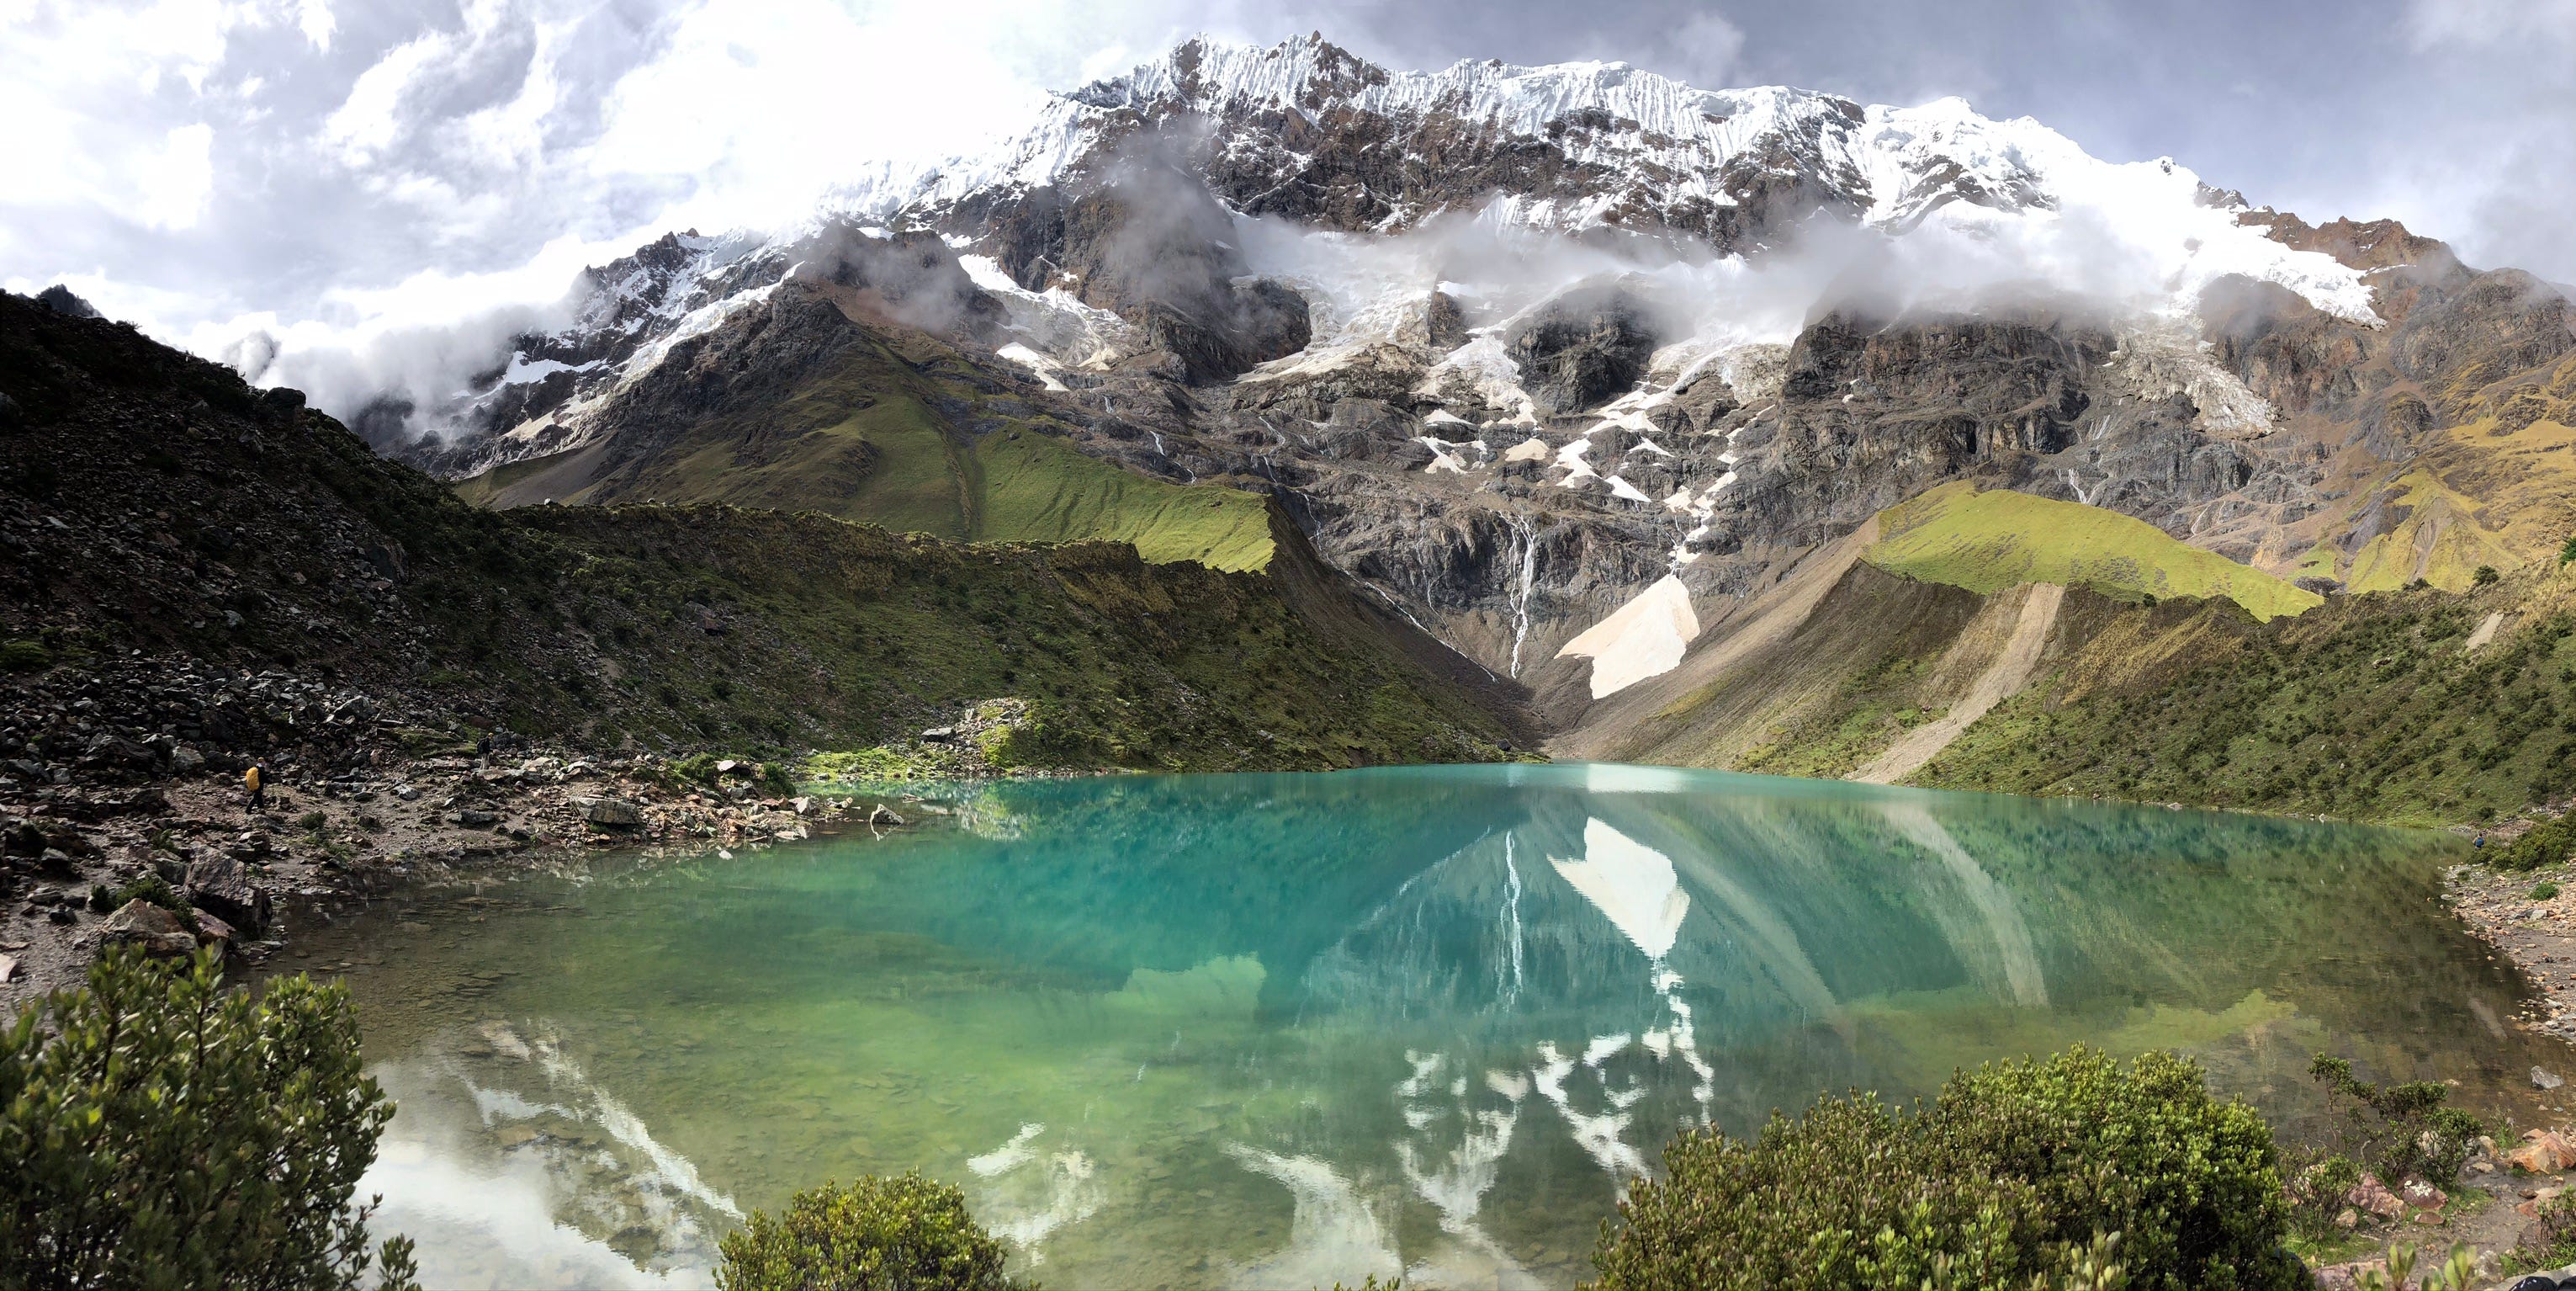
[453, 292, 1275, 571]
[0, 291, 1515, 771]
[499, 504, 1509, 768]
[1864, 482, 2321, 621]
[1913, 566, 2576, 826]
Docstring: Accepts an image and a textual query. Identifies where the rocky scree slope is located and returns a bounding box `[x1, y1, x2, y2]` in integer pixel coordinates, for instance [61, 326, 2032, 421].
[0, 290, 1519, 777]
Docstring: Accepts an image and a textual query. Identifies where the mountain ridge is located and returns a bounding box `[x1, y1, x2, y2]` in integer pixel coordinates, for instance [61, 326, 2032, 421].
[258, 30, 2576, 823]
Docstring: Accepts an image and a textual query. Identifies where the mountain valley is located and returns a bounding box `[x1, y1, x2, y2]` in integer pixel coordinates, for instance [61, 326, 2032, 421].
[306, 33, 2576, 828]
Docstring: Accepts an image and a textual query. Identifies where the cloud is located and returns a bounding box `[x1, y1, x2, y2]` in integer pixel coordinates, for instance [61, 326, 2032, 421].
[136, 123, 217, 231]
[2389, 0, 2576, 280]
[5, 0, 2571, 440]
[1657, 12, 1746, 87]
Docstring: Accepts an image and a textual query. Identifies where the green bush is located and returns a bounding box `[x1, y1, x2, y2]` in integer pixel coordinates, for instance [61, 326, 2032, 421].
[87, 873, 195, 925]
[2495, 813, 2576, 873]
[2284, 1154, 2363, 1241]
[2474, 565, 2501, 587]
[716, 1174, 1030, 1291]
[0, 639, 52, 672]
[2535, 880, 2562, 901]
[1587, 1046, 2300, 1291]
[2308, 1054, 2483, 1186]
[0, 947, 416, 1289]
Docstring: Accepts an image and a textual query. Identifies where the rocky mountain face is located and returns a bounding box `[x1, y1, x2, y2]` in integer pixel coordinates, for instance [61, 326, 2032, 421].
[379, 34, 2576, 763]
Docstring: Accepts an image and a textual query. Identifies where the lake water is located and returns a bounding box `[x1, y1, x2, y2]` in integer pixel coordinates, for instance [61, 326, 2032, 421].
[284, 763, 2554, 1289]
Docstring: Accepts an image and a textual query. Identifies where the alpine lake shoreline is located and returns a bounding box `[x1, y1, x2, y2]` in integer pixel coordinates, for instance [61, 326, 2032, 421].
[20, 723, 2576, 1286]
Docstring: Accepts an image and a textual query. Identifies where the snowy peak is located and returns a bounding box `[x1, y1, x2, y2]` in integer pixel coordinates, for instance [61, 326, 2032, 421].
[875, 34, 2123, 247]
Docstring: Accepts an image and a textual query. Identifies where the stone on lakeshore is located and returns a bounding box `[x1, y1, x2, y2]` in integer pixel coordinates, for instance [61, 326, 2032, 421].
[185, 854, 273, 935]
[2509, 1129, 2576, 1173]
[2539, 1065, 2565, 1091]
[580, 797, 644, 828]
[2348, 1172, 2406, 1219]
[193, 909, 236, 953]
[101, 900, 197, 956]
[868, 805, 904, 827]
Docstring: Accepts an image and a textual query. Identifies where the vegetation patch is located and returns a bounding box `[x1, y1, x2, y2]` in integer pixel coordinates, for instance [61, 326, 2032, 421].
[0, 949, 417, 1289]
[1733, 653, 1944, 779]
[1865, 481, 2320, 621]
[1589, 1046, 2300, 1290]
[467, 327, 1275, 571]
[716, 1174, 1027, 1291]
[1916, 567, 2576, 824]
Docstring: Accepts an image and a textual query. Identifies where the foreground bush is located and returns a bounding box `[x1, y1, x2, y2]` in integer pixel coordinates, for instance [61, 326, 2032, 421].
[717, 1173, 1031, 1291]
[1589, 1047, 2303, 1291]
[0, 947, 416, 1290]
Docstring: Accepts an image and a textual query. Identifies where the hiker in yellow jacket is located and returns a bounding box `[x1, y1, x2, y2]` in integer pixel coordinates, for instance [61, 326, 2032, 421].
[245, 762, 267, 811]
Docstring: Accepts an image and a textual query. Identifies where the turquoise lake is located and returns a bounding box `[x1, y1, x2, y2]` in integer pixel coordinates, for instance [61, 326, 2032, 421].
[287, 762, 2554, 1288]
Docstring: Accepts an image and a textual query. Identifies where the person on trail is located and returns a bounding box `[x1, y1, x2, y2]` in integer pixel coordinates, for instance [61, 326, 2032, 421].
[245, 762, 267, 811]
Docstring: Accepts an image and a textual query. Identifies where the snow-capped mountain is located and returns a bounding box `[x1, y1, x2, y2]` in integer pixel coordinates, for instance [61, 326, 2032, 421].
[398, 33, 2551, 733]
[841, 34, 2375, 316]
[432, 35, 2372, 464]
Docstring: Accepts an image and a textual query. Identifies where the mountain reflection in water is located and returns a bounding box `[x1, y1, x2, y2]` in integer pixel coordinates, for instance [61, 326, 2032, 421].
[289, 763, 2544, 1290]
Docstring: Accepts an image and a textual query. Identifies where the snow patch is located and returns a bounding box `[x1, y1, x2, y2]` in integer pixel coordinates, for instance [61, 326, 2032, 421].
[1556, 574, 1700, 699]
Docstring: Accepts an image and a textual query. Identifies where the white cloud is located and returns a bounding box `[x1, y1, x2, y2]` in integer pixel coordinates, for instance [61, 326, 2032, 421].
[295, 0, 336, 51]
[7, 0, 2572, 436]
[321, 29, 458, 165]
[2386, 0, 2576, 279]
[135, 122, 216, 230]
[1661, 11, 1746, 86]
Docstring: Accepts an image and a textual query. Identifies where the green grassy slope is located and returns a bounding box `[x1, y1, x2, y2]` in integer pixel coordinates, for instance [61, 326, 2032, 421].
[503, 504, 1511, 768]
[1864, 482, 2321, 621]
[459, 301, 1275, 571]
[1913, 568, 2576, 825]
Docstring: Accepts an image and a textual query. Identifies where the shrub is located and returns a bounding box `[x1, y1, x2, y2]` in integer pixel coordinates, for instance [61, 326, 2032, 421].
[2474, 565, 2501, 587]
[2284, 1154, 2363, 1241]
[87, 873, 195, 925]
[1588, 1047, 2301, 1291]
[2520, 1193, 2576, 1272]
[715, 1174, 1029, 1291]
[296, 810, 329, 832]
[0, 639, 52, 672]
[2495, 813, 2576, 873]
[0, 947, 416, 1289]
[2535, 881, 2562, 901]
[2308, 1054, 2483, 1186]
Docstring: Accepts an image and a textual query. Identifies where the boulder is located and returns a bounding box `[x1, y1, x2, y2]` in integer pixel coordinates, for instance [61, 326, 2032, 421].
[868, 805, 905, 827]
[184, 855, 273, 935]
[581, 797, 644, 828]
[192, 909, 236, 955]
[2348, 1172, 2406, 1219]
[102, 900, 198, 956]
[2509, 1129, 2576, 1173]
[2538, 1065, 2565, 1091]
